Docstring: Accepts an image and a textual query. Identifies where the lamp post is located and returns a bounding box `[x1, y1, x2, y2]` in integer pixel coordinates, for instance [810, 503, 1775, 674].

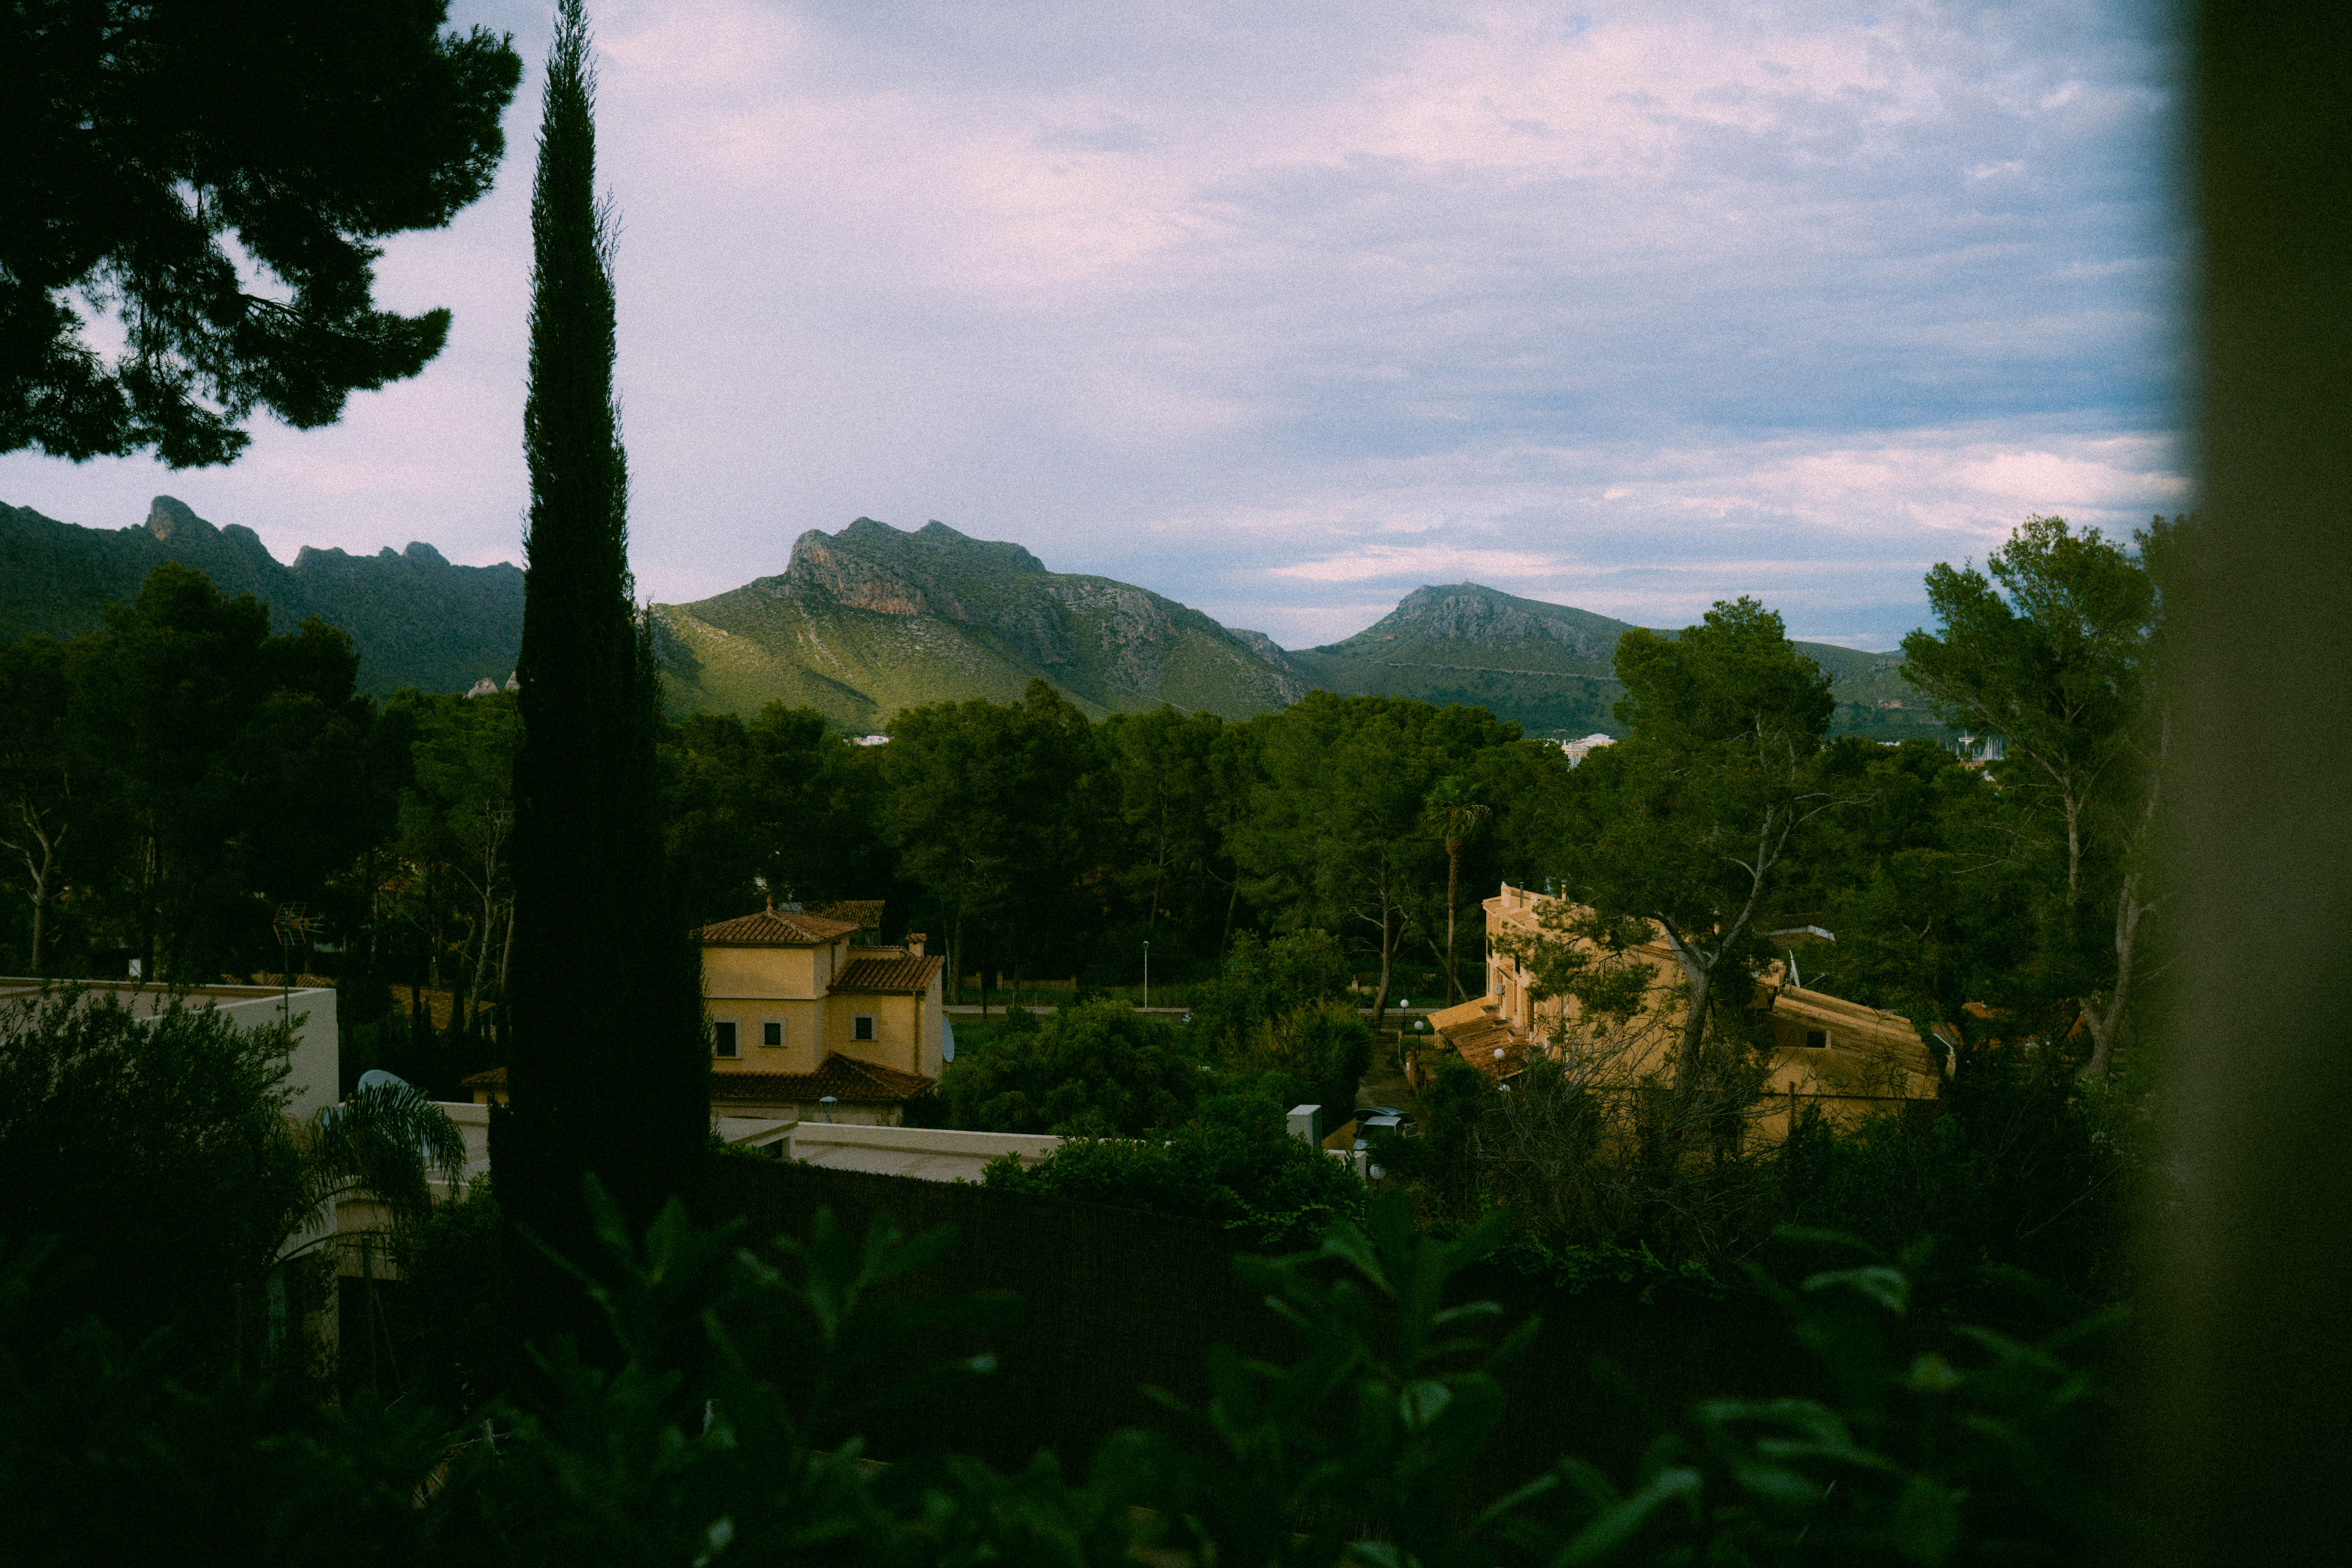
[1143, 940, 1150, 1009]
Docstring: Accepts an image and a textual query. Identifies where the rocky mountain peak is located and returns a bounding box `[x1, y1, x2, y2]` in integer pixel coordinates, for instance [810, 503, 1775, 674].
[145, 495, 214, 543]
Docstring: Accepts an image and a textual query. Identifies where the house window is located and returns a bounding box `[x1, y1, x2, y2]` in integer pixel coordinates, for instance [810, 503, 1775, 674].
[713, 1020, 739, 1058]
[1804, 1029, 1828, 1051]
[853, 1014, 875, 1042]
[761, 1020, 784, 1049]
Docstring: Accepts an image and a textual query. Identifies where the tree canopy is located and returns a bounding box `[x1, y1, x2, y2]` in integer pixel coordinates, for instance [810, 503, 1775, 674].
[0, 1, 522, 466]
[1556, 598, 1843, 1083]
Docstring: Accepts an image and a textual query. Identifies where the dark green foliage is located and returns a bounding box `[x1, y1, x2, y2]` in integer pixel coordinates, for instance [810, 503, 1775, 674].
[1122, 1194, 1539, 1567]
[883, 679, 1112, 998]
[1896, 516, 2176, 1078]
[1558, 598, 1845, 1085]
[0, 633, 78, 972]
[1185, 929, 1373, 1116]
[1775, 1067, 2136, 1305]
[984, 1098, 1366, 1249]
[0, 2, 522, 466]
[0, 1143, 2126, 1567]
[0, 985, 303, 1354]
[385, 688, 521, 1024]
[495, 0, 707, 1305]
[659, 701, 897, 927]
[46, 562, 381, 982]
[1237, 692, 1524, 1020]
[0, 497, 528, 697]
[1371, 1052, 1495, 1218]
[1500, 1237, 2123, 1566]
[939, 998, 1201, 1135]
[0, 1250, 460, 1568]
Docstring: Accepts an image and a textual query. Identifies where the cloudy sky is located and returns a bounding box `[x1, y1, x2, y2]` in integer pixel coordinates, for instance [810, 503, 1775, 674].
[0, 0, 2185, 651]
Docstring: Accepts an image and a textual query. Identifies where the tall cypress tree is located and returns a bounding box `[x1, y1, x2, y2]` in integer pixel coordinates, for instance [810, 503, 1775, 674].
[492, 0, 707, 1309]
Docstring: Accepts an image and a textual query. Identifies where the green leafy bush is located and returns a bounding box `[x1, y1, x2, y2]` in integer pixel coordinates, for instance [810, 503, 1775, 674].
[0, 985, 305, 1354]
[938, 998, 1203, 1135]
[982, 1096, 1366, 1249]
[0, 1171, 2125, 1566]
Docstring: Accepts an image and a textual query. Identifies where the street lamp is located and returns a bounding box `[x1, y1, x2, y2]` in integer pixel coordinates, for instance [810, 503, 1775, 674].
[1143, 940, 1150, 1009]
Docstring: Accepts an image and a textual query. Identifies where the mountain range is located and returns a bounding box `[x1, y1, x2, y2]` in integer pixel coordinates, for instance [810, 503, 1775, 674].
[2, 498, 1938, 739]
[1, 496, 524, 697]
[652, 518, 1939, 740]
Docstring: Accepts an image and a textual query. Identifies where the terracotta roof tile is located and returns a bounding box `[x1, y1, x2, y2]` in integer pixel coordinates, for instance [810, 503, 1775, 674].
[461, 1065, 506, 1086]
[693, 908, 862, 946]
[829, 954, 943, 995]
[709, 1053, 935, 1104]
[1430, 998, 1530, 1080]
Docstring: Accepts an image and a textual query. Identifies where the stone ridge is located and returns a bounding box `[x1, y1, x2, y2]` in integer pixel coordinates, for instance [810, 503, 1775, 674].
[1350, 583, 1624, 664]
[653, 515, 1309, 727]
[0, 495, 524, 696]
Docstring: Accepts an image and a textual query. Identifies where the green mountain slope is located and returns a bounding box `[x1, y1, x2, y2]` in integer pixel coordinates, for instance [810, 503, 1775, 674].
[1, 496, 523, 695]
[1289, 584, 1944, 742]
[650, 518, 1307, 727]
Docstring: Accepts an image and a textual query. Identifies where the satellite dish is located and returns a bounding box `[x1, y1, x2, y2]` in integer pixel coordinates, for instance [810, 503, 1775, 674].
[356, 1069, 412, 1094]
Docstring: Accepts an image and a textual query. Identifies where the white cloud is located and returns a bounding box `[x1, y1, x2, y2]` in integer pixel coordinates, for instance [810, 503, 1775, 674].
[0, 0, 2184, 671]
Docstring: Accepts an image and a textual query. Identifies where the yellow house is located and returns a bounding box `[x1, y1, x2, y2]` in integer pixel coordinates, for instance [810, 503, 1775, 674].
[464, 903, 948, 1127]
[695, 904, 947, 1126]
[1422, 883, 1942, 1138]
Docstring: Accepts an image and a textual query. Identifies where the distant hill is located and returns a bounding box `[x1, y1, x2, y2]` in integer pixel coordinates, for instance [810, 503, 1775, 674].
[650, 518, 1307, 728]
[1289, 583, 1943, 742]
[0, 496, 524, 696]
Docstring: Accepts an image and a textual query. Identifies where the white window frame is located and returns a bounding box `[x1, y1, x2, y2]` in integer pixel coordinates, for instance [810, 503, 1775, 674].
[760, 1017, 786, 1050]
[853, 1013, 876, 1042]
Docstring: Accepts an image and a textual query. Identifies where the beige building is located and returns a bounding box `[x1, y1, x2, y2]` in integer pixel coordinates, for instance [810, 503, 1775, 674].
[465, 902, 948, 1125]
[0, 976, 340, 1120]
[1424, 883, 1942, 1137]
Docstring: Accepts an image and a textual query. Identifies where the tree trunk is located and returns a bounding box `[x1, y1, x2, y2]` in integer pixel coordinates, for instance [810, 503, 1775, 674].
[1370, 897, 1395, 1029]
[1444, 839, 1462, 1002]
[950, 900, 965, 1005]
[2064, 788, 2084, 903]
[498, 898, 516, 995]
[2081, 868, 2152, 1078]
[1657, 925, 1715, 1094]
[139, 831, 157, 980]
[9, 802, 64, 975]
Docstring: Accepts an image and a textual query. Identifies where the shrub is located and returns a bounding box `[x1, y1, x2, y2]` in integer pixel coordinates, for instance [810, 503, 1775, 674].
[982, 1096, 1365, 1249]
[938, 998, 1202, 1135]
[0, 985, 305, 1354]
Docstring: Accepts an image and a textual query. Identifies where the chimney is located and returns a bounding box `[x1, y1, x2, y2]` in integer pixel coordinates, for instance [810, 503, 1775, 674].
[904, 932, 925, 957]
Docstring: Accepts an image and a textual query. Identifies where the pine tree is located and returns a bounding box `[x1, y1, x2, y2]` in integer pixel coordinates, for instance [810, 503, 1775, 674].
[491, 0, 707, 1313]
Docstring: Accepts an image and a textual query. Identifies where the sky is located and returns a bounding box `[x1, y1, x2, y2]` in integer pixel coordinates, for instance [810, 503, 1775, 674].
[0, 0, 2187, 652]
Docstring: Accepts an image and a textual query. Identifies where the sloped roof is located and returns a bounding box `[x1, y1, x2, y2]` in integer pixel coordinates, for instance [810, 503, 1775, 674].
[1429, 997, 1530, 1080]
[693, 908, 862, 946]
[707, 1053, 936, 1104]
[830, 954, 944, 995]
